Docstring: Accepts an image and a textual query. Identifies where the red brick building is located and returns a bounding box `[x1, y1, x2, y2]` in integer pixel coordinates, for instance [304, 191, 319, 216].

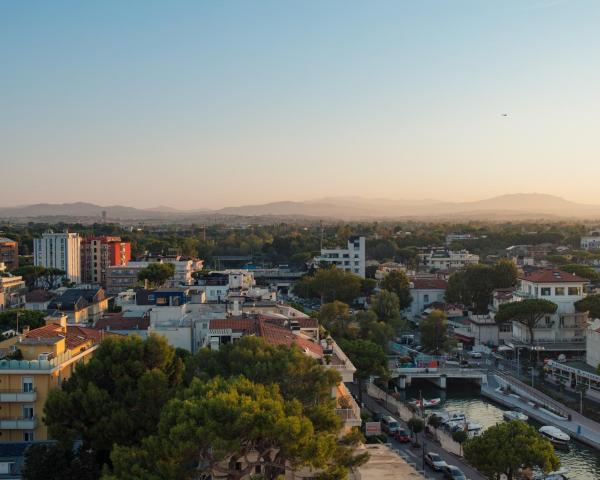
[81, 236, 131, 285]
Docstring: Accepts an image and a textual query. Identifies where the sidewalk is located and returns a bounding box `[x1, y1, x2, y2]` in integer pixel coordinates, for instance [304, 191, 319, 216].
[359, 383, 486, 480]
[483, 373, 600, 450]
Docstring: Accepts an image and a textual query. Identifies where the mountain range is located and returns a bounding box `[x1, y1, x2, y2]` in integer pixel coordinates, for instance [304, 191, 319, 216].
[2, 194, 600, 222]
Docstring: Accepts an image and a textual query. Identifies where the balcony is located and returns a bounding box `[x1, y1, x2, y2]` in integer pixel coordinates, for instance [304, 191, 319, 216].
[0, 389, 37, 402]
[0, 416, 37, 429]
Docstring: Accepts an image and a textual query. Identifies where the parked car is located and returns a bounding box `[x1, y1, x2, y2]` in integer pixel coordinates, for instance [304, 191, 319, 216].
[469, 351, 482, 359]
[443, 465, 467, 480]
[394, 428, 411, 443]
[425, 452, 447, 471]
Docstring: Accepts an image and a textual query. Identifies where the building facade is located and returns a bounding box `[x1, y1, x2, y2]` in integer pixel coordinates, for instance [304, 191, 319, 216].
[581, 231, 600, 250]
[0, 316, 102, 442]
[418, 248, 479, 271]
[407, 278, 447, 319]
[33, 232, 81, 283]
[314, 236, 366, 277]
[81, 236, 131, 285]
[511, 269, 588, 352]
[0, 238, 18, 270]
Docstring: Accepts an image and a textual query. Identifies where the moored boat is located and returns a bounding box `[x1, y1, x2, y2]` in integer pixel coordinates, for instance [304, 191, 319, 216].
[503, 410, 529, 422]
[539, 426, 570, 447]
[409, 397, 442, 408]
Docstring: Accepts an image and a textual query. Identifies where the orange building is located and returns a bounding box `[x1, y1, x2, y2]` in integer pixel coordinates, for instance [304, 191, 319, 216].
[0, 316, 103, 442]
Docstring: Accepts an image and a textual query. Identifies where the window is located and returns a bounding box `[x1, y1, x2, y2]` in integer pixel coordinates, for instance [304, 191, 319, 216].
[555, 287, 565, 296]
[23, 432, 34, 442]
[22, 377, 33, 393]
[423, 294, 430, 303]
[545, 316, 552, 326]
[0, 462, 16, 474]
[568, 287, 580, 296]
[540, 287, 551, 296]
[23, 405, 34, 419]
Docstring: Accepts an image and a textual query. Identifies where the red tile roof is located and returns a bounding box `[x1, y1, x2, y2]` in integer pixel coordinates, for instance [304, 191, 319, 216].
[209, 317, 323, 356]
[411, 278, 448, 290]
[24, 323, 105, 350]
[519, 269, 588, 283]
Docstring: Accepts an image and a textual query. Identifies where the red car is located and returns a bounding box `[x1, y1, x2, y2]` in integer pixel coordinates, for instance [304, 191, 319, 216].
[394, 428, 411, 443]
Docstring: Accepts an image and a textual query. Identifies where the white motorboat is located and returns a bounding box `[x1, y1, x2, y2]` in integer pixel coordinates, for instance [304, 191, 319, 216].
[535, 468, 570, 480]
[466, 422, 483, 437]
[439, 410, 466, 424]
[539, 426, 570, 447]
[503, 410, 529, 422]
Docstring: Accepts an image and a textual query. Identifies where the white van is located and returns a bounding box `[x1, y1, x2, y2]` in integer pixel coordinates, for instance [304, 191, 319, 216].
[381, 416, 401, 434]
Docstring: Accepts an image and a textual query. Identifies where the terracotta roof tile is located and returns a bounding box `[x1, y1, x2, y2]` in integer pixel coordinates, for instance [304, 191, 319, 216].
[519, 269, 588, 283]
[24, 323, 105, 350]
[411, 278, 448, 290]
[209, 317, 323, 356]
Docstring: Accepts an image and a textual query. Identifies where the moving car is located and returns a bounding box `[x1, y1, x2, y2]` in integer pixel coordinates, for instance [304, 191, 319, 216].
[424, 452, 447, 471]
[443, 465, 467, 480]
[394, 428, 411, 443]
[381, 416, 401, 435]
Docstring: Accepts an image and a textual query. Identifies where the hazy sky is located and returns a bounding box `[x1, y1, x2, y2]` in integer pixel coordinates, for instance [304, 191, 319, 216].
[1, 0, 599, 209]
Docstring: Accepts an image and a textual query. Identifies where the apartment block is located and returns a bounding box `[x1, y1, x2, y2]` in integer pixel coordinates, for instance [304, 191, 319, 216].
[81, 236, 131, 285]
[314, 235, 366, 277]
[0, 316, 102, 442]
[0, 238, 18, 270]
[33, 232, 81, 284]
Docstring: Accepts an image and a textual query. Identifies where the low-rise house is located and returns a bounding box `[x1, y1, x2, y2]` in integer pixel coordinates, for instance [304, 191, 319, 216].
[407, 278, 447, 320]
[24, 290, 55, 311]
[46, 287, 109, 325]
[94, 311, 150, 337]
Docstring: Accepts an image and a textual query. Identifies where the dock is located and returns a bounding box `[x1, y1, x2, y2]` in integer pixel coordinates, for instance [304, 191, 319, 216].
[482, 373, 600, 451]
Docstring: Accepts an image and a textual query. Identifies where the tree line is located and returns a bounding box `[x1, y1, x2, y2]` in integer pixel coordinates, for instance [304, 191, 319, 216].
[23, 335, 367, 480]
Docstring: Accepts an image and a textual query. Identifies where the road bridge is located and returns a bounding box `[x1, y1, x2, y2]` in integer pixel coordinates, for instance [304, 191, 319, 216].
[389, 366, 487, 389]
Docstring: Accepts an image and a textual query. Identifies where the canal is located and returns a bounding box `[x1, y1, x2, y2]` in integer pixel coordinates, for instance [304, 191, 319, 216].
[401, 380, 600, 480]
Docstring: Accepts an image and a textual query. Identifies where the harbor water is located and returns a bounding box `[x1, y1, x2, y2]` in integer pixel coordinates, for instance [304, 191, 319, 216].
[401, 380, 600, 480]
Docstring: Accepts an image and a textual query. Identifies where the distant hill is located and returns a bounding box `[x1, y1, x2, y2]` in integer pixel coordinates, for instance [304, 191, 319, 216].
[2, 194, 600, 222]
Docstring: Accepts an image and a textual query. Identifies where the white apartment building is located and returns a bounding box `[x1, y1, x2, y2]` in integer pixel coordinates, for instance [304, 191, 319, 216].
[511, 269, 588, 351]
[418, 248, 479, 271]
[34, 231, 81, 283]
[581, 231, 600, 250]
[314, 236, 366, 277]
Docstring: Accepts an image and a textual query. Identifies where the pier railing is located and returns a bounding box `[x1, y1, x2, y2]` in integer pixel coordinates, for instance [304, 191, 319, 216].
[493, 370, 570, 419]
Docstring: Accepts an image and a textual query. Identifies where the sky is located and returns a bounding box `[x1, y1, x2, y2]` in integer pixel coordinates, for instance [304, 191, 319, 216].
[1, 0, 599, 209]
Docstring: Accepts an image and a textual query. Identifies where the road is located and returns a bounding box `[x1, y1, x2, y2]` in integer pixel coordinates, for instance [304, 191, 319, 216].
[348, 383, 486, 480]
